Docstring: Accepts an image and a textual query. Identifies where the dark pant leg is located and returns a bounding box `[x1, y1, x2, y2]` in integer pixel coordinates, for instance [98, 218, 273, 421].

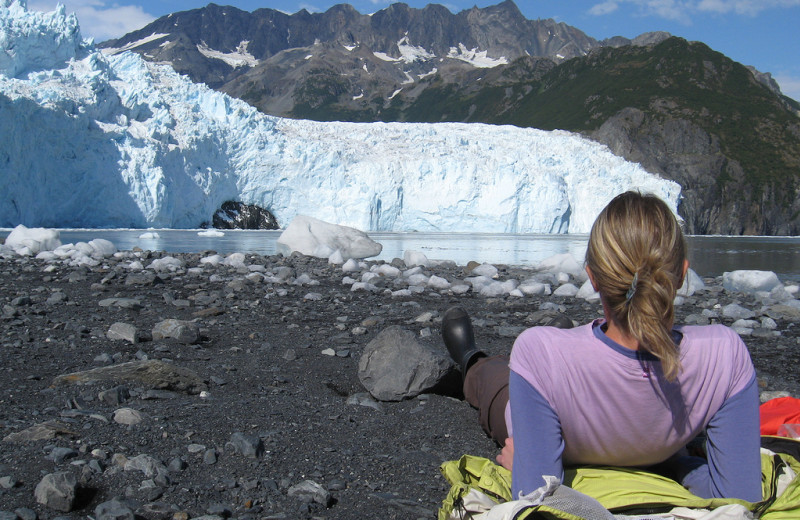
[463, 355, 510, 446]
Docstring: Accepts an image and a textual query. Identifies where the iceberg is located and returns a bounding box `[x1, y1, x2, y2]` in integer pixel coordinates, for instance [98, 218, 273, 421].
[0, 1, 681, 232]
[277, 215, 383, 260]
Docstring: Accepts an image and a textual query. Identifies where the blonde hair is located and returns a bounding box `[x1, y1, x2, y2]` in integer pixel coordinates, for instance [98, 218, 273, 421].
[585, 191, 687, 381]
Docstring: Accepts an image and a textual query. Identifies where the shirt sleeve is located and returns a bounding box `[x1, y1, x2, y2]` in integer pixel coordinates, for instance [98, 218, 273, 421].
[679, 374, 762, 502]
[509, 369, 565, 497]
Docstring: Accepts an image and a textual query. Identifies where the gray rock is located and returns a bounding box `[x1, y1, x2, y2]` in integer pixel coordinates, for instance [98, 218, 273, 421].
[346, 392, 385, 413]
[3, 421, 77, 443]
[151, 319, 200, 344]
[107, 323, 139, 343]
[0, 475, 17, 489]
[226, 432, 264, 458]
[94, 499, 135, 520]
[14, 508, 36, 520]
[287, 480, 332, 506]
[34, 472, 77, 512]
[125, 271, 157, 285]
[124, 454, 167, 478]
[722, 303, 755, 320]
[167, 457, 187, 472]
[0, 512, 17, 520]
[98, 298, 143, 310]
[48, 447, 78, 464]
[51, 360, 207, 394]
[358, 326, 455, 401]
[46, 291, 68, 304]
[113, 408, 147, 425]
[98, 386, 130, 406]
[203, 449, 217, 465]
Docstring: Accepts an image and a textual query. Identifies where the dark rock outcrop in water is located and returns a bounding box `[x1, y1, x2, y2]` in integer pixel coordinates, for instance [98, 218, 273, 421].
[210, 201, 279, 230]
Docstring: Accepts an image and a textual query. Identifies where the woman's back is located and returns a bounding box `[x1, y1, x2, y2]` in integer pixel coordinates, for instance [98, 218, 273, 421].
[508, 321, 755, 468]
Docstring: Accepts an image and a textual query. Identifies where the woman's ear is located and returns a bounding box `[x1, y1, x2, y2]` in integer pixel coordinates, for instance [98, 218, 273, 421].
[680, 259, 690, 286]
[586, 266, 598, 291]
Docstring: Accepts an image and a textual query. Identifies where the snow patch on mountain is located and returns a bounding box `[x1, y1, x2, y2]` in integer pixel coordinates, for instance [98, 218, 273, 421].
[447, 44, 508, 68]
[196, 41, 257, 68]
[0, 0, 681, 232]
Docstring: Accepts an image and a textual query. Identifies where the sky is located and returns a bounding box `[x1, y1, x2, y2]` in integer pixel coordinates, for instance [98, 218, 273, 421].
[26, 0, 800, 101]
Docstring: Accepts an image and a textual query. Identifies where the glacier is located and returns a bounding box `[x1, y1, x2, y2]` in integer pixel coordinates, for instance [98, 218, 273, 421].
[0, 0, 681, 233]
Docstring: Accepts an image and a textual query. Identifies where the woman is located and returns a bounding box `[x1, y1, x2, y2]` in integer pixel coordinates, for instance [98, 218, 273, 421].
[442, 191, 762, 502]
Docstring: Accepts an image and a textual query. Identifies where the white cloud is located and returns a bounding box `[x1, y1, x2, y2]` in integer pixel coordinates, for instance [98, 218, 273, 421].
[774, 73, 800, 103]
[588, 0, 800, 22]
[697, 0, 800, 15]
[27, 1, 156, 41]
[589, 1, 620, 15]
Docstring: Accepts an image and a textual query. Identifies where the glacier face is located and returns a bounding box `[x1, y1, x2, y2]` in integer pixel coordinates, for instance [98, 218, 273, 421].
[0, 1, 681, 233]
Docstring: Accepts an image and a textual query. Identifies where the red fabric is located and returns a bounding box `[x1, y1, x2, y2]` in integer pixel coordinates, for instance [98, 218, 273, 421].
[760, 396, 800, 435]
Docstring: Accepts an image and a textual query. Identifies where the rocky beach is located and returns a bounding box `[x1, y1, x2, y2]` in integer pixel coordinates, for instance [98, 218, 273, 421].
[1, 242, 799, 520]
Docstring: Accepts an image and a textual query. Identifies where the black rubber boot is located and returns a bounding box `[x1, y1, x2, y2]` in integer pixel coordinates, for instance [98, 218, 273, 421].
[543, 314, 574, 329]
[442, 306, 485, 377]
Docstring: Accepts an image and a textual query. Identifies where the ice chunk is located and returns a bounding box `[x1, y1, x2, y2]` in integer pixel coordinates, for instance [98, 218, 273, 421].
[470, 263, 498, 278]
[576, 279, 599, 300]
[723, 270, 782, 294]
[403, 250, 429, 268]
[277, 215, 382, 260]
[677, 268, 704, 297]
[538, 254, 586, 281]
[4, 224, 61, 255]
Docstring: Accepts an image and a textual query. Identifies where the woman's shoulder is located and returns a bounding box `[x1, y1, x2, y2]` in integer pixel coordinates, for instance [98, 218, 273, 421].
[678, 324, 754, 376]
[678, 323, 746, 345]
[510, 322, 596, 365]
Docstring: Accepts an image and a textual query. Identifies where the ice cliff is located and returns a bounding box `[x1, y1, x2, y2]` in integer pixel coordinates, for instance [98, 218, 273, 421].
[0, 0, 681, 233]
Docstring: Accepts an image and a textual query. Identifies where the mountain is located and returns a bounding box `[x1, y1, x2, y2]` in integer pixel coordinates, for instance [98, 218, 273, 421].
[0, 0, 679, 232]
[98, 1, 800, 235]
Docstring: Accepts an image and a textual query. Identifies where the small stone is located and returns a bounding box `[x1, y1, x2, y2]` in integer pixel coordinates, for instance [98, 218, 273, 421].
[203, 449, 217, 465]
[167, 457, 187, 472]
[226, 433, 264, 459]
[152, 319, 200, 344]
[113, 408, 147, 425]
[48, 447, 79, 464]
[14, 508, 37, 520]
[321, 348, 336, 356]
[0, 475, 18, 489]
[287, 480, 332, 507]
[107, 322, 139, 343]
[98, 386, 130, 406]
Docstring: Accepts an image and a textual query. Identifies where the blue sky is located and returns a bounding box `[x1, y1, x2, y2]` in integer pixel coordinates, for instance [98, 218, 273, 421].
[27, 0, 800, 101]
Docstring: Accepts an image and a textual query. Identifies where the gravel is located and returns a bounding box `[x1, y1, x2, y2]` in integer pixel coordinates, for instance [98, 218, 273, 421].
[0, 249, 798, 519]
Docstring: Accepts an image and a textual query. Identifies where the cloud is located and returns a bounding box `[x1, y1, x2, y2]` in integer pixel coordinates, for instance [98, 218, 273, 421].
[697, 0, 800, 16]
[27, 0, 156, 41]
[588, 0, 800, 22]
[589, 1, 620, 15]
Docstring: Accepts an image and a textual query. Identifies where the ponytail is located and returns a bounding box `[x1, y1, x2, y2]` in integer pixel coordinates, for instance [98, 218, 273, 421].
[586, 192, 686, 381]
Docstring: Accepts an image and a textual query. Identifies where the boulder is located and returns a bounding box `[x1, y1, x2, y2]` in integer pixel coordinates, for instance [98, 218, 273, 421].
[358, 326, 455, 401]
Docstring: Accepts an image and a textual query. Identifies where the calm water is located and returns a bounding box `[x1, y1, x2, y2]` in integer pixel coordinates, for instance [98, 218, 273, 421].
[2, 228, 800, 281]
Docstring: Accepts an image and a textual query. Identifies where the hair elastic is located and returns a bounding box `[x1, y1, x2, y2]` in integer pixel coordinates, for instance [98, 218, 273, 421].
[626, 271, 639, 302]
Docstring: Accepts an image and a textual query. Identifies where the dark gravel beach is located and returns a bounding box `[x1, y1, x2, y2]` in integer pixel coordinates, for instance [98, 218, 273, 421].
[1, 249, 798, 520]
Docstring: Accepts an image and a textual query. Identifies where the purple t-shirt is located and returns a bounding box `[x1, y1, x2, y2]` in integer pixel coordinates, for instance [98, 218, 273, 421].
[506, 320, 761, 502]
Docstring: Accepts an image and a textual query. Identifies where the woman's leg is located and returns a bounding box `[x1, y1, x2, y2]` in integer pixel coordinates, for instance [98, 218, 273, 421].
[442, 306, 510, 445]
[463, 355, 510, 445]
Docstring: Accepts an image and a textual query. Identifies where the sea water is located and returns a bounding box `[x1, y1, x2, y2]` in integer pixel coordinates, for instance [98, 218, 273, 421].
[1, 229, 799, 281]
